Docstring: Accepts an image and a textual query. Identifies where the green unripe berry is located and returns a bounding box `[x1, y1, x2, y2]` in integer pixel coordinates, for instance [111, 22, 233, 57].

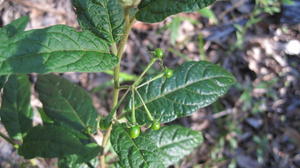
[154, 48, 164, 59]
[151, 121, 160, 130]
[129, 125, 140, 139]
[84, 126, 92, 134]
[164, 68, 174, 78]
[14, 144, 19, 149]
[99, 119, 109, 130]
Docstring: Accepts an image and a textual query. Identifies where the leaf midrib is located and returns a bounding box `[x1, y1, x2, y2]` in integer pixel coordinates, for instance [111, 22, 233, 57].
[38, 80, 87, 129]
[135, 74, 232, 110]
[158, 136, 199, 150]
[91, 0, 115, 42]
[0, 50, 112, 64]
[120, 126, 150, 167]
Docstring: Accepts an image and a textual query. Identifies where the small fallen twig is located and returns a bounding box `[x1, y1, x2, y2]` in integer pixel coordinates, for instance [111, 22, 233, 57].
[219, 0, 247, 19]
[197, 108, 235, 120]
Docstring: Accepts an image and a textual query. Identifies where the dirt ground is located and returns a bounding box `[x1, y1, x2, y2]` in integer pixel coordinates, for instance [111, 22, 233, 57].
[0, 0, 300, 168]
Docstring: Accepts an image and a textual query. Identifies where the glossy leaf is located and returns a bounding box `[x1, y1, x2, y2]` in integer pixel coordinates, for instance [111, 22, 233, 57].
[110, 124, 164, 168]
[19, 125, 101, 159]
[0, 16, 29, 40]
[136, 0, 216, 23]
[0, 75, 32, 140]
[72, 0, 124, 43]
[35, 74, 98, 133]
[144, 125, 203, 166]
[126, 61, 235, 124]
[0, 25, 118, 74]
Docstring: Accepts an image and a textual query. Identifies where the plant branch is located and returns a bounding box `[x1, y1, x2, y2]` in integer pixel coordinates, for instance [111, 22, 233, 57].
[100, 9, 135, 168]
[0, 132, 15, 146]
[112, 10, 135, 119]
[102, 88, 131, 125]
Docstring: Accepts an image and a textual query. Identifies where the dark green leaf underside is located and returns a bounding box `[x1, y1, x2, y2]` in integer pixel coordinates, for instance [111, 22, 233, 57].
[126, 61, 235, 124]
[110, 124, 164, 168]
[19, 125, 83, 158]
[72, 0, 124, 43]
[35, 74, 98, 133]
[144, 125, 203, 166]
[19, 125, 101, 159]
[0, 75, 32, 140]
[136, 0, 216, 23]
[0, 25, 117, 74]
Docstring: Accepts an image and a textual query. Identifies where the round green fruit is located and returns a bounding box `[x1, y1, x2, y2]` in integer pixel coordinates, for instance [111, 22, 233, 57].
[129, 125, 140, 139]
[151, 121, 160, 130]
[154, 48, 164, 58]
[164, 68, 174, 78]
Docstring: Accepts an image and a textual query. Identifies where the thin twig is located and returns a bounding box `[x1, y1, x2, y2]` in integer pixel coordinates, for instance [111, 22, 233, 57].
[0, 131, 15, 146]
[197, 108, 235, 121]
[219, 0, 247, 19]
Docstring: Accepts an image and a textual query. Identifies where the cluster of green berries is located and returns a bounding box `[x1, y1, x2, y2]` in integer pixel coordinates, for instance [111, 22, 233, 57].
[129, 120, 161, 139]
[102, 48, 172, 139]
[129, 48, 175, 139]
[153, 48, 174, 78]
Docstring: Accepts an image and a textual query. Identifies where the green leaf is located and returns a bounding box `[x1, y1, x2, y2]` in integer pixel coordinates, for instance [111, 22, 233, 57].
[35, 74, 98, 133]
[110, 124, 165, 168]
[0, 17, 28, 90]
[19, 125, 81, 158]
[0, 75, 32, 140]
[58, 143, 102, 166]
[37, 107, 54, 124]
[127, 61, 235, 124]
[0, 16, 29, 40]
[72, 0, 124, 43]
[75, 143, 102, 163]
[136, 0, 216, 23]
[0, 25, 118, 74]
[0, 16, 29, 92]
[114, 162, 126, 168]
[58, 156, 99, 168]
[144, 125, 203, 166]
[19, 125, 101, 159]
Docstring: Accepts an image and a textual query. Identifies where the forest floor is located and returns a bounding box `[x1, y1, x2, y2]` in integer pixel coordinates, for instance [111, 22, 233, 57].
[0, 0, 300, 168]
